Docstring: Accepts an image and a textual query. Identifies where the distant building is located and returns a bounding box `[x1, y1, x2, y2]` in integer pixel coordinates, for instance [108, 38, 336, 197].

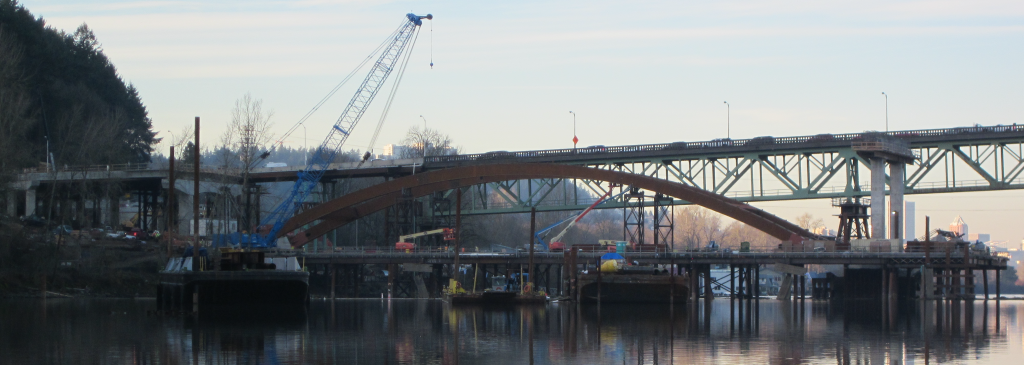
[378, 143, 455, 159]
[812, 226, 836, 237]
[379, 144, 410, 159]
[905, 201, 916, 240]
[264, 162, 287, 168]
[968, 233, 990, 243]
[950, 216, 968, 238]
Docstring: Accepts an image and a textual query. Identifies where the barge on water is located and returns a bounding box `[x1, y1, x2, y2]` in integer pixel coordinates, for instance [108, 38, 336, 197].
[578, 254, 689, 303]
[157, 249, 309, 311]
[442, 276, 547, 305]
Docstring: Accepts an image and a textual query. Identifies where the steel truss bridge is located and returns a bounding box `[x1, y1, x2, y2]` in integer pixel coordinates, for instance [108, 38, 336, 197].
[409, 124, 1024, 216]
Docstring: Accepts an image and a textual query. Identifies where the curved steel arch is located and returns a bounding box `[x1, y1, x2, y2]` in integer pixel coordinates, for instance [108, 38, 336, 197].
[280, 164, 817, 245]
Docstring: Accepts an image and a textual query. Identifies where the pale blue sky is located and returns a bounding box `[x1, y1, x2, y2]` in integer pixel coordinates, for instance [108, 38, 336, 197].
[21, 0, 1024, 242]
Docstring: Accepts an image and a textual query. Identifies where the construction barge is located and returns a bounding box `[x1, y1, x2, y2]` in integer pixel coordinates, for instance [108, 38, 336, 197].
[442, 276, 547, 305]
[157, 249, 309, 311]
[578, 256, 690, 303]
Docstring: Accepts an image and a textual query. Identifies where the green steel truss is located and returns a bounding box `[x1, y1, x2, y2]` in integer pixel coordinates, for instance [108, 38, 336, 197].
[425, 131, 1024, 216]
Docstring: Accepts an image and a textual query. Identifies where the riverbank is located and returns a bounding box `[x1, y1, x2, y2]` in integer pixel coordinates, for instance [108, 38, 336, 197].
[0, 224, 165, 298]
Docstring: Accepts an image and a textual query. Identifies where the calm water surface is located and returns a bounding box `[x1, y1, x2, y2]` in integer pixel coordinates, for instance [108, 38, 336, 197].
[0, 298, 1021, 364]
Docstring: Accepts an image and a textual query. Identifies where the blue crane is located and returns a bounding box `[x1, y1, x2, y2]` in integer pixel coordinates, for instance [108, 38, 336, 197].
[255, 13, 432, 247]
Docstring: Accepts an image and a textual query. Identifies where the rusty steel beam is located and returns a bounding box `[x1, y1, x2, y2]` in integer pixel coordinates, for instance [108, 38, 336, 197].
[280, 164, 817, 244]
[292, 175, 552, 248]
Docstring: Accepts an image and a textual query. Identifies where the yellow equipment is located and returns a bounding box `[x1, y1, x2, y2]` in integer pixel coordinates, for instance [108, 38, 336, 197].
[600, 259, 620, 273]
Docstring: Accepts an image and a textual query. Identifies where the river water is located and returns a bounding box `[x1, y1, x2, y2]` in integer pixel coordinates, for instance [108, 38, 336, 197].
[0, 298, 1020, 364]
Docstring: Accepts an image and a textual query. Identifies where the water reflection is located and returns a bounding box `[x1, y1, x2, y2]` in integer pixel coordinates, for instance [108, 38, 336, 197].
[0, 298, 1019, 364]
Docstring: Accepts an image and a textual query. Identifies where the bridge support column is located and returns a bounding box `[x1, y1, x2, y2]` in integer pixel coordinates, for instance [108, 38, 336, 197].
[754, 265, 760, 300]
[5, 190, 14, 216]
[870, 158, 886, 239]
[25, 188, 36, 217]
[890, 163, 905, 239]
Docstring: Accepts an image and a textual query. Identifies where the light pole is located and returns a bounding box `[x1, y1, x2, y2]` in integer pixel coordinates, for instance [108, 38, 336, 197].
[420, 115, 427, 130]
[723, 101, 730, 139]
[569, 111, 577, 150]
[881, 92, 888, 132]
[301, 124, 307, 166]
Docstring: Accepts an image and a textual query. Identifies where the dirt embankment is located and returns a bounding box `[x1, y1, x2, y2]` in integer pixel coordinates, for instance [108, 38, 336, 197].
[0, 223, 166, 298]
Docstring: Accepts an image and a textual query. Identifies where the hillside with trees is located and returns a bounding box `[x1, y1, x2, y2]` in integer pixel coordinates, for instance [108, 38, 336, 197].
[0, 0, 156, 176]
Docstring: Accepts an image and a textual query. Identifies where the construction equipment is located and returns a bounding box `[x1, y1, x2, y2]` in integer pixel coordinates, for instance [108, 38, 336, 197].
[395, 228, 454, 250]
[534, 185, 622, 250]
[256, 13, 432, 248]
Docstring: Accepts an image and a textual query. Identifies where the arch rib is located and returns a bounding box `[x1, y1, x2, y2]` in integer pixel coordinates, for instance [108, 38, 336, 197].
[280, 164, 817, 245]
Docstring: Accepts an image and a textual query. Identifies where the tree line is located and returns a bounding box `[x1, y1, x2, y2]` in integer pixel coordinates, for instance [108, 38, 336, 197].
[0, 0, 156, 197]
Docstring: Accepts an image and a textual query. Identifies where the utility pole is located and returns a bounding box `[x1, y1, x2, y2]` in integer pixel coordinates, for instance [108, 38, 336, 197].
[193, 117, 200, 270]
[569, 111, 577, 151]
[167, 145, 175, 257]
[723, 101, 730, 139]
[882, 92, 888, 132]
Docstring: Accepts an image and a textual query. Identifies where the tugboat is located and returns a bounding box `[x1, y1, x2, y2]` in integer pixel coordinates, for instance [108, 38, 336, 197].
[577, 252, 689, 303]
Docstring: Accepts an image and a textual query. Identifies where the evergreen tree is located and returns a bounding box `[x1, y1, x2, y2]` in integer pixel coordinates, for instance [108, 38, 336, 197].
[0, 0, 156, 170]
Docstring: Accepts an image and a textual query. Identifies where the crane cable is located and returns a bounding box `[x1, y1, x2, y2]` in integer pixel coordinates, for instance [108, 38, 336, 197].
[320, 26, 423, 196]
[273, 21, 406, 150]
[429, 19, 433, 68]
[366, 27, 421, 156]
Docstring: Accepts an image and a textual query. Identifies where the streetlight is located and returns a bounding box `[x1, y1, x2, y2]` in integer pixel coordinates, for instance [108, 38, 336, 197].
[723, 101, 730, 139]
[300, 124, 307, 166]
[420, 115, 427, 130]
[881, 92, 888, 132]
[569, 111, 577, 150]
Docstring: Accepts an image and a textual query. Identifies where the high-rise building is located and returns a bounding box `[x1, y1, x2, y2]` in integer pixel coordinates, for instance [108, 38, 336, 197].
[950, 216, 968, 238]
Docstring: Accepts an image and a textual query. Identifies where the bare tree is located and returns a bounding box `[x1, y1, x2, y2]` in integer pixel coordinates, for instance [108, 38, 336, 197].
[794, 212, 825, 231]
[224, 93, 274, 231]
[398, 126, 460, 158]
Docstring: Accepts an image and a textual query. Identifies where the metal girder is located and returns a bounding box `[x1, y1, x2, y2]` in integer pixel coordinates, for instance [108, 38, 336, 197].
[437, 137, 1024, 216]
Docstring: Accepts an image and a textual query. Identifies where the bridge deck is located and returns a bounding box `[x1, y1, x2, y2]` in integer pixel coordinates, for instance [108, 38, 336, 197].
[278, 250, 1007, 270]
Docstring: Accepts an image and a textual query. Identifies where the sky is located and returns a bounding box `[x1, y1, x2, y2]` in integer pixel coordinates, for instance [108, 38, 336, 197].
[19, 0, 1024, 243]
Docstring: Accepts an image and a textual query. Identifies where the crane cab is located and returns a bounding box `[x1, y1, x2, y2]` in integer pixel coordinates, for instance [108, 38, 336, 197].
[549, 242, 566, 251]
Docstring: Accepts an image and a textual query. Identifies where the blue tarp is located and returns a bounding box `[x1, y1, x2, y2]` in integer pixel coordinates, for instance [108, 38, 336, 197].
[601, 253, 624, 260]
[210, 233, 262, 247]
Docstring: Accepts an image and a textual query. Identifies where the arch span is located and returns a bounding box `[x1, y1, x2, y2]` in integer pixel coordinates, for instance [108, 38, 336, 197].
[280, 164, 817, 245]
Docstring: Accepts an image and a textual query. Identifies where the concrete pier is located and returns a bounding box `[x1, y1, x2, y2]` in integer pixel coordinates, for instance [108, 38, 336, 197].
[870, 158, 887, 238]
[890, 163, 905, 239]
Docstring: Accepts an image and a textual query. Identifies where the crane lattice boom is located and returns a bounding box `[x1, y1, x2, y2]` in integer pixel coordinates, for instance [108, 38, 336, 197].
[257, 13, 432, 247]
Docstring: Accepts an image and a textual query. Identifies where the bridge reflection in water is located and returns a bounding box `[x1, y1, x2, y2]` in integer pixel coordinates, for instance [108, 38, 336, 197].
[1, 298, 1018, 364]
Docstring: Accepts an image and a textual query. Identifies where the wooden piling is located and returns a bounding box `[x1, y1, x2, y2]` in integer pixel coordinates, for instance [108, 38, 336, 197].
[983, 270, 989, 300]
[529, 207, 536, 291]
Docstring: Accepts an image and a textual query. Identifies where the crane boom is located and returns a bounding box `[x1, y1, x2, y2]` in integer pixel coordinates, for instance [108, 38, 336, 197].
[534, 186, 622, 249]
[257, 13, 432, 247]
[399, 228, 449, 242]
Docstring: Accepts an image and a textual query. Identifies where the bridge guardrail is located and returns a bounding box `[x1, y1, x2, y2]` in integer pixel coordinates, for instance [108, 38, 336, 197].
[426, 124, 1024, 163]
[287, 247, 1006, 264]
